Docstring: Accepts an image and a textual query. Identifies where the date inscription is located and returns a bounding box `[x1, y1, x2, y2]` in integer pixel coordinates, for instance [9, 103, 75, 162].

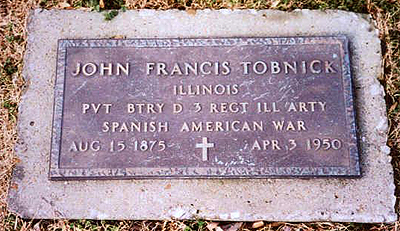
[49, 36, 360, 180]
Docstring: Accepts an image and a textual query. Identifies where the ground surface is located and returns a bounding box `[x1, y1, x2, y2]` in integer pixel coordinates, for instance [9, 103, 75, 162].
[0, 0, 399, 230]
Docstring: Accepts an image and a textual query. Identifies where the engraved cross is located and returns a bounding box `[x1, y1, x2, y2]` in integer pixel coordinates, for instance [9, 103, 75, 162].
[195, 137, 214, 161]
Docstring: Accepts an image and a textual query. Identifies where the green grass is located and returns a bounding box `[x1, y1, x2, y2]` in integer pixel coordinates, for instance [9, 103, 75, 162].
[104, 10, 119, 20]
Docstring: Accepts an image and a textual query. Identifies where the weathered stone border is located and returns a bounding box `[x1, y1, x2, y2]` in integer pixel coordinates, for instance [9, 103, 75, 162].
[8, 9, 396, 222]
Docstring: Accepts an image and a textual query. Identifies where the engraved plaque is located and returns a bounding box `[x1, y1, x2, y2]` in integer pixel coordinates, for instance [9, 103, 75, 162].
[49, 36, 360, 180]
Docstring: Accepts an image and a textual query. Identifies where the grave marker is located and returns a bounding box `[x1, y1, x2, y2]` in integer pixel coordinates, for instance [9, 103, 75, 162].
[8, 9, 396, 222]
[50, 36, 359, 179]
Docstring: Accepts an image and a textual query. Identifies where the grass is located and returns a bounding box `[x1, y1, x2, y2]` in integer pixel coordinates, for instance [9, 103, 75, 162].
[1, 0, 400, 230]
[104, 10, 119, 20]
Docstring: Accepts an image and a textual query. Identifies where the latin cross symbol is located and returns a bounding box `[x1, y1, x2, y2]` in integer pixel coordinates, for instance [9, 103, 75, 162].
[195, 137, 215, 161]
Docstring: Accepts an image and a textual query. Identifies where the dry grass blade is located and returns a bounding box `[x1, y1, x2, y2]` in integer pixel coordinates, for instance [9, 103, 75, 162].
[0, 0, 6, 17]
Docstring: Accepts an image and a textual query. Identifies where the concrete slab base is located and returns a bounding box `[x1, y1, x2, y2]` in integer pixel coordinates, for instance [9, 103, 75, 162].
[7, 9, 397, 222]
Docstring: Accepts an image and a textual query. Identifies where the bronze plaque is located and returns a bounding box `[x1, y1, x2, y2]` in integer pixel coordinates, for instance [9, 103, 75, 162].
[49, 36, 360, 180]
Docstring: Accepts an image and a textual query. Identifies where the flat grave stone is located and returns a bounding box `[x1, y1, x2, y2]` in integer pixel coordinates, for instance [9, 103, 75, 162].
[8, 9, 396, 222]
[50, 36, 359, 180]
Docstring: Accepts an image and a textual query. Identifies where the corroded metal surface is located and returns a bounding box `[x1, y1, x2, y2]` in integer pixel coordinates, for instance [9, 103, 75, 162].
[49, 36, 359, 180]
